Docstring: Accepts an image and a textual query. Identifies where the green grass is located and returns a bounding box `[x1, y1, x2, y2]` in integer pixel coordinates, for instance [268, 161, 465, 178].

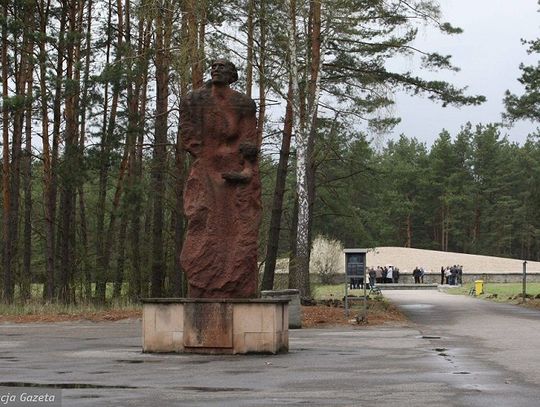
[446, 282, 540, 301]
[311, 283, 371, 300]
[4, 283, 141, 316]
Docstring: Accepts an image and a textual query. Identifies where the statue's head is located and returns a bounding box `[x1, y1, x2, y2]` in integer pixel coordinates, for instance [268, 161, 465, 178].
[210, 59, 239, 85]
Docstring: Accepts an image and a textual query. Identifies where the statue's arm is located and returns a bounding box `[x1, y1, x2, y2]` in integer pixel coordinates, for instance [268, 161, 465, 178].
[179, 95, 201, 157]
[222, 99, 259, 183]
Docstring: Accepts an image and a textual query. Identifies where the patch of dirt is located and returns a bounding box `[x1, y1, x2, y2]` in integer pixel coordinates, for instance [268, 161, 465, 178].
[301, 300, 407, 328]
[1, 301, 407, 327]
[0, 309, 142, 324]
[518, 299, 540, 310]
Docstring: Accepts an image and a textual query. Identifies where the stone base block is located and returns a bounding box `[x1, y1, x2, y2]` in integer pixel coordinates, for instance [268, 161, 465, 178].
[142, 298, 289, 354]
[260, 289, 301, 329]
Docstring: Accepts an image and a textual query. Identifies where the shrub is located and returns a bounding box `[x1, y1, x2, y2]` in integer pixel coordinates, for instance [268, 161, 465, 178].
[310, 235, 344, 284]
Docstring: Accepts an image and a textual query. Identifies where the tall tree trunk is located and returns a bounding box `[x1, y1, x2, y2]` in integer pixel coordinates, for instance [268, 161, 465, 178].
[186, 0, 204, 88]
[255, 0, 267, 145]
[38, 0, 56, 302]
[78, 187, 92, 300]
[47, 2, 68, 300]
[96, 0, 123, 303]
[77, 0, 94, 302]
[171, 22, 188, 294]
[7, 0, 35, 303]
[22, 27, 35, 301]
[261, 83, 293, 291]
[245, 0, 254, 97]
[286, 0, 299, 292]
[113, 214, 128, 299]
[290, 0, 322, 299]
[124, 2, 151, 301]
[172, 124, 186, 297]
[405, 213, 412, 248]
[129, 17, 151, 300]
[1, 0, 12, 302]
[288, 196, 299, 290]
[95, 0, 113, 303]
[150, 1, 172, 297]
[58, 0, 81, 304]
[101, 140, 131, 296]
[170, 10, 192, 298]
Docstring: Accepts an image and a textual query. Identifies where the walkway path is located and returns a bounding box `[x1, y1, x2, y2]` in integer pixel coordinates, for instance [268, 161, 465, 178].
[384, 290, 540, 388]
[2, 293, 540, 406]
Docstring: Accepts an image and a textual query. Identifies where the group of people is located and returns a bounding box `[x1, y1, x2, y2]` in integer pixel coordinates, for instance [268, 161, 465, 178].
[441, 265, 463, 285]
[349, 265, 401, 289]
[412, 266, 426, 284]
[348, 264, 465, 288]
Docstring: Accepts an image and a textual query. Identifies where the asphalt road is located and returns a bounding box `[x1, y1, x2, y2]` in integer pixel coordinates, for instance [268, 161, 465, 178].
[1, 291, 540, 406]
[384, 289, 540, 386]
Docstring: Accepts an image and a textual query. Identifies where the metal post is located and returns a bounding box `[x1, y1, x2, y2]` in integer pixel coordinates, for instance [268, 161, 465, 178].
[523, 261, 527, 302]
[362, 264, 368, 322]
[345, 275, 349, 317]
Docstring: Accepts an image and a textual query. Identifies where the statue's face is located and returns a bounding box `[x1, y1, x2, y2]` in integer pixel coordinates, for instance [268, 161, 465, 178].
[211, 60, 236, 85]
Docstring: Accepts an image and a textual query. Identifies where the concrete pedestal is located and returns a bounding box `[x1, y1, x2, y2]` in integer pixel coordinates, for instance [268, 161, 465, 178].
[260, 289, 301, 329]
[142, 298, 289, 354]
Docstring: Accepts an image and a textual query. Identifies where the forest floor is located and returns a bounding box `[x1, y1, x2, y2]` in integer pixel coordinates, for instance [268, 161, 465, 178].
[4, 282, 540, 325]
[301, 299, 407, 327]
[0, 307, 141, 323]
[0, 298, 406, 326]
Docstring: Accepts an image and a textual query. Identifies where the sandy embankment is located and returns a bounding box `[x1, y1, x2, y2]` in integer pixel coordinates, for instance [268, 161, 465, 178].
[365, 247, 540, 274]
[275, 247, 540, 274]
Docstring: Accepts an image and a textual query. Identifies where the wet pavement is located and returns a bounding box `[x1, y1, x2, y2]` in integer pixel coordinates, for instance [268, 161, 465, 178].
[1, 291, 540, 406]
[384, 290, 540, 387]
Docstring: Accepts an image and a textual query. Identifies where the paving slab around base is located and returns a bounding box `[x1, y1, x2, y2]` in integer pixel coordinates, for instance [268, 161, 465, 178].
[1, 318, 539, 407]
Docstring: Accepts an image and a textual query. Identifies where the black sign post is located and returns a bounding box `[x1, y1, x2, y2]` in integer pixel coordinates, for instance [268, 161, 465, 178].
[523, 260, 527, 302]
[344, 249, 367, 319]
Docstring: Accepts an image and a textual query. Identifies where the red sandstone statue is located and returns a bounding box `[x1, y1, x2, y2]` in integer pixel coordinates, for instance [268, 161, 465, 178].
[179, 59, 261, 298]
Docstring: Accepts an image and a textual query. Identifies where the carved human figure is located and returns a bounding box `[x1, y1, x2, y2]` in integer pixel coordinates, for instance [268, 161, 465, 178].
[179, 59, 261, 298]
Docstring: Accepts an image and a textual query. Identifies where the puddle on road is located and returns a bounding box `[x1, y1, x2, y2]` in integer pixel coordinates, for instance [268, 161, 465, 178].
[401, 304, 434, 310]
[178, 386, 253, 393]
[433, 348, 450, 357]
[115, 359, 161, 364]
[223, 370, 261, 375]
[74, 395, 102, 399]
[180, 359, 213, 365]
[0, 382, 139, 389]
[0, 356, 19, 361]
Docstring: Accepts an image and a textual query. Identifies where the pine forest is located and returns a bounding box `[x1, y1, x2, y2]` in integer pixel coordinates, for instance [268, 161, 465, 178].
[1, 0, 538, 304]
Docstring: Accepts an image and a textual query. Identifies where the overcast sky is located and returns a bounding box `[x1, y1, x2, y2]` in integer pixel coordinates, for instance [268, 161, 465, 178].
[386, 0, 539, 146]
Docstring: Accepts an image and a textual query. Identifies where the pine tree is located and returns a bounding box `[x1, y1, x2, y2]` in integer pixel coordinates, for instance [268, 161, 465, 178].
[503, 2, 540, 125]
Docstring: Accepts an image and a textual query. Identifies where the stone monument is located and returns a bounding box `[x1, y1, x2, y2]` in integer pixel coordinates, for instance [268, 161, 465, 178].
[142, 60, 289, 354]
[179, 59, 261, 299]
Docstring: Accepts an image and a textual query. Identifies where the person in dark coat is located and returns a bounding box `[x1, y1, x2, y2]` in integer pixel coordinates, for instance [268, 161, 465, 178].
[369, 268, 376, 288]
[440, 266, 445, 285]
[413, 267, 421, 284]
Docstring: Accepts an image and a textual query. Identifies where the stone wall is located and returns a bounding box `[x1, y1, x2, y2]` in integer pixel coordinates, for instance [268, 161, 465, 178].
[265, 272, 540, 288]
